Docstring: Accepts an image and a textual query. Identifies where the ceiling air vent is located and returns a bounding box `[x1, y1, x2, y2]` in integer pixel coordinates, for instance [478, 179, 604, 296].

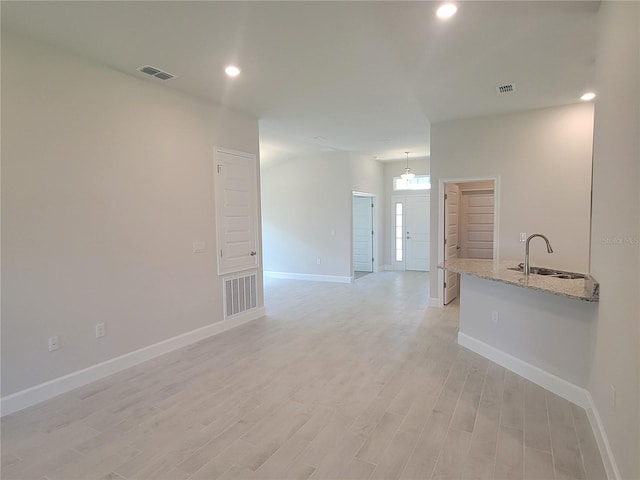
[137, 65, 176, 81]
[496, 83, 516, 94]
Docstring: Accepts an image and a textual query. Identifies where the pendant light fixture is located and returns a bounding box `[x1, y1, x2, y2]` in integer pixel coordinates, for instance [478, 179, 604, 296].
[401, 152, 415, 181]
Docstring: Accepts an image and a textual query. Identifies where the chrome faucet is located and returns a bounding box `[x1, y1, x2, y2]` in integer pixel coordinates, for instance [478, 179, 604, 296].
[524, 234, 553, 275]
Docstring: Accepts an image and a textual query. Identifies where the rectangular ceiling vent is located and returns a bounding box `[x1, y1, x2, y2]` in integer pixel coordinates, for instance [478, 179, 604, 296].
[137, 65, 176, 81]
[496, 83, 516, 94]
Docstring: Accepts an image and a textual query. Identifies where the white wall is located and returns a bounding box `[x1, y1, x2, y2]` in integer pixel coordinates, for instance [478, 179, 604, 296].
[261, 152, 383, 279]
[1, 32, 261, 396]
[459, 275, 597, 390]
[382, 158, 430, 268]
[589, 2, 639, 478]
[429, 103, 594, 300]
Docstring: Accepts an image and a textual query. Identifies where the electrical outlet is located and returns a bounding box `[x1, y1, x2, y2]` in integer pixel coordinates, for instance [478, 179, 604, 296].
[316, 258, 321, 265]
[48, 336, 59, 352]
[610, 384, 616, 408]
[192, 241, 205, 254]
[95, 323, 105, 338]
[519, 232, 527, 242]
[491, 310, 499, 324]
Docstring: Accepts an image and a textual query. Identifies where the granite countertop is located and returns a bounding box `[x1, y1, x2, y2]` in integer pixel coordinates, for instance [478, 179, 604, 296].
[438, 258, 599, 302]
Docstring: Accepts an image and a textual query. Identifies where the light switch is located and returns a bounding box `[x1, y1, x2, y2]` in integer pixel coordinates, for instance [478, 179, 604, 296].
[192, 241, 205, 253]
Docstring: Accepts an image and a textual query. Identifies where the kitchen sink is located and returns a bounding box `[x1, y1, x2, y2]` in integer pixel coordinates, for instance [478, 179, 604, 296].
[508, 263, 585, 279]
[554, 274, 586, 279]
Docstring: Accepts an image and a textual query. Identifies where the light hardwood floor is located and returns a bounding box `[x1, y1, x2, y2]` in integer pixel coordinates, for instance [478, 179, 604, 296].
[1, 272, 606, 480]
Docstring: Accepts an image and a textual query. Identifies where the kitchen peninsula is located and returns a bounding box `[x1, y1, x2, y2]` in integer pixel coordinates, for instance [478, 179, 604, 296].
[439, 258, 599, 407]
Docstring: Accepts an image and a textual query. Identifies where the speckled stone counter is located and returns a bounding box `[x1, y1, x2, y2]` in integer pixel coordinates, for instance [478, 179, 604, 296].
[439, 257, 599, 403]
[439, 258, 599, 302]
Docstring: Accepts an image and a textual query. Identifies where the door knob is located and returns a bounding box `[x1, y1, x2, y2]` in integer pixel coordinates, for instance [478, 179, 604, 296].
[250, 251, 257, 256]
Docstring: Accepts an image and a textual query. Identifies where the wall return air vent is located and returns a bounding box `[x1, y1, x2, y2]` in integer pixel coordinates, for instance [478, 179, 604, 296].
[137, 65, 176, 81]
[496, 83, 516, 94]
[223, 272, 258, 319]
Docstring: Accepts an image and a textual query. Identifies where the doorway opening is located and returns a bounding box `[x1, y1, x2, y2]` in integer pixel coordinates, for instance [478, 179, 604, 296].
[438, 178, 499, 305]
[352, 192, 375, 280]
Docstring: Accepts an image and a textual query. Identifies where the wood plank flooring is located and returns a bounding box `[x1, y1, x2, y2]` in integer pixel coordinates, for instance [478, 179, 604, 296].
[1, 272, 607, 479]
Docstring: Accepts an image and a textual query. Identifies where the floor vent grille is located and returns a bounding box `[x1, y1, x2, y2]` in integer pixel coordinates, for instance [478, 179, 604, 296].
[224, 272, 258, 319]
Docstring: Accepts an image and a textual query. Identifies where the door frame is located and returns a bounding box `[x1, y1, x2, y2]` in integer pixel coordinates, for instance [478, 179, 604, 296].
[436, 176, 500, 307]
[351, 191, 377, 277]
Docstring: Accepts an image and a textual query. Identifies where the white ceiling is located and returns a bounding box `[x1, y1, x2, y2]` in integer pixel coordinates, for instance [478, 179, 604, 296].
[2, 1, 599, 163]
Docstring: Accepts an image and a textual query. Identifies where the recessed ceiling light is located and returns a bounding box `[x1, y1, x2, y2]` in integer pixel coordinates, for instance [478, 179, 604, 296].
[225, 65, 240, 77]
[437, 3, 457, 19]
[580, 92, 596, 101]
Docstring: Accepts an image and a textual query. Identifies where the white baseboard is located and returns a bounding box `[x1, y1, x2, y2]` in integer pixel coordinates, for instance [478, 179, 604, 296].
[380, 264, 392, 271]
[584, 393, 621, 480]
[457, 332, 590, 408]
[458, 332, 622, 477]
[1, 307, 265, 416]
[429, 297, 443, 308]
[263, 271, 352, 284]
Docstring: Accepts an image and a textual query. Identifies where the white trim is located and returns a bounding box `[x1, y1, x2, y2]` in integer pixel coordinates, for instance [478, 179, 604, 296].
[1, 308, 265, 417]
[457, 332, 619, 479]
[380, 264, 392, 271]
[263, 271, 352, 284]
[585, 393, 621, 480]
[429, 297, 443, 308]
[437, 176, 500, 306]
[351, 191, 377, 275]
[457, 332, 590, 407]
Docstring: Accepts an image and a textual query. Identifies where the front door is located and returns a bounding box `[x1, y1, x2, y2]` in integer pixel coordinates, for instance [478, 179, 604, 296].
[405, 196, 430, 271]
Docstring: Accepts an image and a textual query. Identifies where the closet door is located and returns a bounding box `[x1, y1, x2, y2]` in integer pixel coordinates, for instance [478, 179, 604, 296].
[214, 147, 258, 275]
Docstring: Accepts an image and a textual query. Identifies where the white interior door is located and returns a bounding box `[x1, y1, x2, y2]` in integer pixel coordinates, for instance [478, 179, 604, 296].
[214, 147, 258, 275]
[405, 196, 430, 271]
[444, 184, 460, 304]
[353, 196, 373, 272]
[460, 190, 494, 259]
